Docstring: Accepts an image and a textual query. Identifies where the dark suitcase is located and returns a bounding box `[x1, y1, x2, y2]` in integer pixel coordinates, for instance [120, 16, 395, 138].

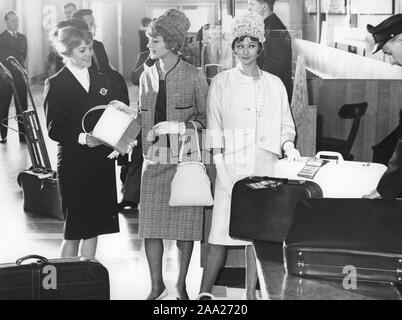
[229, 177, 322, 243]
[284, 199, 402, 285]
[0, 255, 110, 300]
[17, 170, 64, 221]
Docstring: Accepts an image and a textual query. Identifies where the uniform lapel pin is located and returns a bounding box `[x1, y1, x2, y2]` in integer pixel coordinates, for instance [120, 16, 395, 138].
[99, 88, 108, 96]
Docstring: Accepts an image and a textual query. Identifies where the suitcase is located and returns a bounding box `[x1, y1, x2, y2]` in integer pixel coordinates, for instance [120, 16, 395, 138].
[284, 199, 402, 285]
[0, 255, 110, 300]
[17, 170, 64, 221]
[229, 177, 322, 243]
[272, 151, 387, 198]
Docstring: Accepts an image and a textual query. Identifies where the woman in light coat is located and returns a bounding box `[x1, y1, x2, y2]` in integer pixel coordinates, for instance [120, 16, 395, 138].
[198, 13, 301, 300]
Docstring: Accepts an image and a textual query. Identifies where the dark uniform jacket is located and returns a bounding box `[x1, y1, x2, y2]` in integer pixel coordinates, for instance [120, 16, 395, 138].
[257, 13, 292, 101]
[0, 30, 27, 67]
[377, 138, 402, 200]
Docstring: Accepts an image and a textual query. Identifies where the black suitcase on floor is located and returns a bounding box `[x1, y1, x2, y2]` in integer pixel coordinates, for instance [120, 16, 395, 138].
[284, 199, 402, 284]
[229, 177, 322, 243]
[0, 255, 110, 300]
[17, 170, 64, 221]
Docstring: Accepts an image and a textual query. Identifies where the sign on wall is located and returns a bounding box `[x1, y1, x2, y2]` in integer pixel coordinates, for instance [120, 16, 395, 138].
[350, 0, 394, 14]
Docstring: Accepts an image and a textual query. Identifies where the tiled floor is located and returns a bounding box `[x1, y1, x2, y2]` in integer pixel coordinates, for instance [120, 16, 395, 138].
[0, 83, 246, 300]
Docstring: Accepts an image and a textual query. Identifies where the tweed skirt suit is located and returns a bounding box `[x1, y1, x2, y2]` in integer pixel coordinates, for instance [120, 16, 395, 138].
[138, 59, 209, 241]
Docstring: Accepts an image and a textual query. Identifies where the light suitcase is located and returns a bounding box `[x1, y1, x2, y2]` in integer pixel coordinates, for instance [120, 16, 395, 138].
[229, 177, 322, 243]
[0, 255, 110, 300]
[272, 151, 387, 198]
[284, 199, 402, 285]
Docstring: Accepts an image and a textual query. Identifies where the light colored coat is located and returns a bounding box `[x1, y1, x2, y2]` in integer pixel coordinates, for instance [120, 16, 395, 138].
[207, 67, 296, 157]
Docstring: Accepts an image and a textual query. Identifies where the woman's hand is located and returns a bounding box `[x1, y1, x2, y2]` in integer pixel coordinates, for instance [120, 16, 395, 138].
[86, 134, 103, 148]
[286, 148, 302, 162]
[151, 121, 185, 137]
[283, 141, 302, 162]
[362, 189, 382, 199]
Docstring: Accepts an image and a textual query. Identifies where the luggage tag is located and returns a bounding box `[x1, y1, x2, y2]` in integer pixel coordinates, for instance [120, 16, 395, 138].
[297, 159, 329, 179]
[247, 179, 285, 190]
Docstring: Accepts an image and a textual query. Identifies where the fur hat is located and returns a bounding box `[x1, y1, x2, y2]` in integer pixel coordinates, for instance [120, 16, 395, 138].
[230, 12, 266, 45]
[150, 9, 190, 43]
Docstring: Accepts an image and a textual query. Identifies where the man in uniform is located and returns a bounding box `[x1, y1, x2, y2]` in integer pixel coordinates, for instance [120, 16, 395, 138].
[364, 14, 402, 199]
[248, 0, 293, 101]
[0, 11, 27, 143]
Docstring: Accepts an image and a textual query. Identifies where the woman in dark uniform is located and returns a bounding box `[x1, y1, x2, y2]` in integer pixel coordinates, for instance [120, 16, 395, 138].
[44, 25, 119, 258]
[138, 9, 208, 300]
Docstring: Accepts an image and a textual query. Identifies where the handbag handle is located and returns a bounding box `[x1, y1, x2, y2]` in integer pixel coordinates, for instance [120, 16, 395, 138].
[81, 105, 108, 134]
[178, 120, 202, 163]
[16, 255, 48, 265]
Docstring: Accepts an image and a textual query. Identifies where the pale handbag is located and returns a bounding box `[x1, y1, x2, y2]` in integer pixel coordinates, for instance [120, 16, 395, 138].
[169, 121, 214, 207]
[81, 102, 141, 155]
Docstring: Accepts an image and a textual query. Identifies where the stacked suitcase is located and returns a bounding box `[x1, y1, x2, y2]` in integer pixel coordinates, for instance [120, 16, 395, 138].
[229, 152, 402, 290]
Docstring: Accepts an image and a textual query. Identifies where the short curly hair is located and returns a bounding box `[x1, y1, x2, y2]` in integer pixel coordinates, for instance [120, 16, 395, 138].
[50, 26, 93, 58]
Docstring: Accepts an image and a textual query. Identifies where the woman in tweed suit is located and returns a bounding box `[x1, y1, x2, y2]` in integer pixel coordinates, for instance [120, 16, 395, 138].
[138, 9, 208, 300]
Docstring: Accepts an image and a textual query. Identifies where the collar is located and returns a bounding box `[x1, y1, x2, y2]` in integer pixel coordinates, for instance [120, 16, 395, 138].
[7, 29, 16, 37]
[66, 61, 89, 76]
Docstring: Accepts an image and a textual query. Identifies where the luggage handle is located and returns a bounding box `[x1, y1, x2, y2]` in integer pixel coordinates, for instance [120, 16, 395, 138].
[316, 151, 344, 164]
[16, 255, 48, 265]
[81, 102, 136, 134]
[81, 105, 109, 134]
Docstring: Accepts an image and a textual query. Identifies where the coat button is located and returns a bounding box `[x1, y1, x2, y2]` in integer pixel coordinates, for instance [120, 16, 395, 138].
[260, 136, 266, 143]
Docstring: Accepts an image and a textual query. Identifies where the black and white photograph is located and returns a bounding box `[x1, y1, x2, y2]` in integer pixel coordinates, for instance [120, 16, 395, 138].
[1, 0, 402, 306]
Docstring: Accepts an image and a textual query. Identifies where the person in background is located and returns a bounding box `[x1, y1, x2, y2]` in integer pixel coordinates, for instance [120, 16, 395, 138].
[0, 10, 27, 144]
[363, 14, 402, 200]
[139, 17, 152, 53]
[63, 2, 77, 20]
[137, 9, 208, 300]
[248, 0, 293, 102]
[45, 24, 119, 258]
[197, 12, 300, 300]
[72, 9, 129, 106]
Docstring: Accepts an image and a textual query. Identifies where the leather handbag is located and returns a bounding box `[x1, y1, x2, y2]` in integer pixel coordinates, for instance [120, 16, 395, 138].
[169, 121, 214, 207]
[81, 102, 141, 155]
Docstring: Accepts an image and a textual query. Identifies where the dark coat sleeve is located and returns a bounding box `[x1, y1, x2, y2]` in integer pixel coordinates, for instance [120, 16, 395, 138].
[377, 139, 402, 200]
[44, 78, 80, 145]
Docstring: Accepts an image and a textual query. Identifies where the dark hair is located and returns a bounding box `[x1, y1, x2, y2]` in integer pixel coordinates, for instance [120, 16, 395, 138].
[257, 0, 276, 10]
[72, 9, 93, 20]
[146, 23, 183, 54]
[231, 35, 263, 55]
[50, 26, 93, 58]
[57, 18, 89, 30]
[142, 17, 152, 27]
[64, 2, 77, 10]
[3, 10, 17, 21]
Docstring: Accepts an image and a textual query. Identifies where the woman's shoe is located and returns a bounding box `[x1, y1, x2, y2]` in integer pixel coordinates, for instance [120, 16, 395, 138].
[195, 292, 215, 300]
[154, 288, 168, 300]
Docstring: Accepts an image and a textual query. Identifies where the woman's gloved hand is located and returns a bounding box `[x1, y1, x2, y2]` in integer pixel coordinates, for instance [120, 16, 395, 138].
[86, 133, 103, 148]
[149, 121, 186, 140]
[283, 141, 302, 162]
[214, 153, 234, 198]
[362, 189, 382, 199]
